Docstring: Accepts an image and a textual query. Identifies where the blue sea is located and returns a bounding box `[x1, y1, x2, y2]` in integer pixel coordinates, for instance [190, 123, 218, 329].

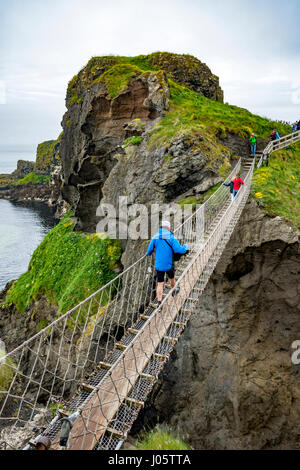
[0, 147, 56, 291]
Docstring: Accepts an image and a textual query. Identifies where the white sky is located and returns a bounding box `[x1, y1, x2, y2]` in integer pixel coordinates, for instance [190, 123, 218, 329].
[0, 0, 299, 149]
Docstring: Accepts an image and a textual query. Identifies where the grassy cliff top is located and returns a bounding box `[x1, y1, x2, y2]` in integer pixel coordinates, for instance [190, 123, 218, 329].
[35, 134, 62, 174]
[147, 80, 290, 147]
[67, 51, 223, 105]
[252, 142, 300, 229]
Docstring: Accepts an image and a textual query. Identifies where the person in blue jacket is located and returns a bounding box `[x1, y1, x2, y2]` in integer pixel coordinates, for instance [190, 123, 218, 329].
[146, 221, 189, 308]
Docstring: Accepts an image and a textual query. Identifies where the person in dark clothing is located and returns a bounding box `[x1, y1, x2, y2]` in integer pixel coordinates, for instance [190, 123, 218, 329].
[262, 154, 269, 167]
[297, 121, 300, 131]
[223, 178, 235, 202]
[270, 129, 280, 150]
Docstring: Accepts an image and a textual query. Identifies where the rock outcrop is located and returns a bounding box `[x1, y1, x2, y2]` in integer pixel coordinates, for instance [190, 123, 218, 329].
[0, 137, 62, 207]
[59, 53, 226, 233]
[60, 69, 170, 232]
[11, 160, 35, 179]
[148, 52, 224, 102]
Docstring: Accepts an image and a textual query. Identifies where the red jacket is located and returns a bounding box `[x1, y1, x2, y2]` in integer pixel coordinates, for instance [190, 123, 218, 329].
[233, 177, 244, 190]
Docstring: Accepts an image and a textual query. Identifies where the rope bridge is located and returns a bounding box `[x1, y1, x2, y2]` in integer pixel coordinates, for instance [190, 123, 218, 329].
[0, 130, 299, 450]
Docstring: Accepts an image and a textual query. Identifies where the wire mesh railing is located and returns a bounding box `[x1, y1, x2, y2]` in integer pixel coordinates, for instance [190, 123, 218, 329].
[257, 129, 300, 168]
[0, 130, 299, 450]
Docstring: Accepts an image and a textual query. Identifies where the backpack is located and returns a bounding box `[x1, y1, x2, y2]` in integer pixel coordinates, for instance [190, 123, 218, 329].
[163, 239, 185, 262]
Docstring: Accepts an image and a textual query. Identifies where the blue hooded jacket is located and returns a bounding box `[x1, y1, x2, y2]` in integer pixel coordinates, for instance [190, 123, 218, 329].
[146, 228, 189, 272]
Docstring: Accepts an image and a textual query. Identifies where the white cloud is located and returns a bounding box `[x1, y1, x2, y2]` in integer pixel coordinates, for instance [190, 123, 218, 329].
[1, 0, 300, 144]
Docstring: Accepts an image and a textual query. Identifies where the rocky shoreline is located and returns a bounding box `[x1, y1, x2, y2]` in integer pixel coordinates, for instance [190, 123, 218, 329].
[0, 138, 66, 215]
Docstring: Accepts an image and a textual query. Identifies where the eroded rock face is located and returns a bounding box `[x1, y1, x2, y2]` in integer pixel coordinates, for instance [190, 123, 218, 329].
[132, 200, 300, 450]
[148, 52, 224, 102]
[11, 160, 35, 180]
[60, 72, 170, 232]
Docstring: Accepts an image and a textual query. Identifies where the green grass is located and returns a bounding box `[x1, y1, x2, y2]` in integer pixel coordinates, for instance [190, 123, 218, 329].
[4, 212, 122, 316]
[67, 54, 158, 100]
[14, 172, 50, 186]
[68, 94, 83, 107]
[122, 136, 143, 148]
[147, 80, 290, 149]
[92, 63, 143, 99]
[178, 183, 221, 209]
[252, 142, 300, 229]
[136, 426, 190, 450]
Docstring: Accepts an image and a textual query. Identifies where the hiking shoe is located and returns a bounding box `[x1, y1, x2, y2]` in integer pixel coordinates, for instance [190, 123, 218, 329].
[150, 300, 162, 309]
[172, 287, 180, 297]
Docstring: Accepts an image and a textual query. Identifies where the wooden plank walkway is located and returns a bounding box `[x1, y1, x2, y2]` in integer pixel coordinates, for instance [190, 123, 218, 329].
[52, 250, 207, 450]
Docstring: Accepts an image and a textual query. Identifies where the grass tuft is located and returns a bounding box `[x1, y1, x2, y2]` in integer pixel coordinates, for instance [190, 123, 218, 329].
[14, 172, 50, 186]
[136, 426, 190, 450]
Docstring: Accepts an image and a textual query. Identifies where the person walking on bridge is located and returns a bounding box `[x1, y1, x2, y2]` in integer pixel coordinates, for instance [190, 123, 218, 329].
[233, 173, 244, 201]
[270, 129, 280, 150]
[249, 133, 257, 156]
[146, 221, 189, 308]
[223, 178, 235, 202]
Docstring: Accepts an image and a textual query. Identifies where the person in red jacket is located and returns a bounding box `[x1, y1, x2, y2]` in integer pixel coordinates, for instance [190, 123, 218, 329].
[233, 173, 244, 201]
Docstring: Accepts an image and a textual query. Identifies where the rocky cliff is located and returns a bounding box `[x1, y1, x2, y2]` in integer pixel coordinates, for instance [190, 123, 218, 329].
[0, 137, 62, 207]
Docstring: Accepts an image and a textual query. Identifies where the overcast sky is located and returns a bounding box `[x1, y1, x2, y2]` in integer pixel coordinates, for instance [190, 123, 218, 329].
[0, 0, 299, 149]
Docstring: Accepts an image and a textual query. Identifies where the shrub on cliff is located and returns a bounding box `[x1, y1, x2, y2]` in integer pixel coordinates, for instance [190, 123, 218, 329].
[4, 212, 122, 316]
